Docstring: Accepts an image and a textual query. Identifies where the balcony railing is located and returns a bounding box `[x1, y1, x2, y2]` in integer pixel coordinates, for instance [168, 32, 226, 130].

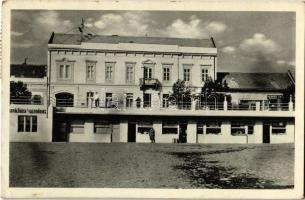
[10, 96, 44, 105]
[139, 78, 161, 90]
[52, 97, 294, 112]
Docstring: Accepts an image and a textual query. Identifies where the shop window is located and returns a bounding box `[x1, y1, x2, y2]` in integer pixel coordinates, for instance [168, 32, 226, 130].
[272, 122, 286, 134]
[18, 116, 37, 132]
[70, 120, 84, 134]
[162, 121, 178, 134]
[206, 121, 221, 134]
[197, 122, 204, 134]
[231, 122, 254, 135]
[137, 121, 153, 134]
[94, 121, 112, 134]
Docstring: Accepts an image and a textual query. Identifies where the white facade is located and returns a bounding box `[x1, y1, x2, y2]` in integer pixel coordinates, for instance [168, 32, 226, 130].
[9, 33, 295, 144]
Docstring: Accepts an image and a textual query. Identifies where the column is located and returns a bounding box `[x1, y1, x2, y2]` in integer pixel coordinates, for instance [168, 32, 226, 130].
[255, 101, 260, 111]
[253, 121, 263, 143]
[187, 120, 197, 143]
[153, 120, 162, 143]
[223, 96, 228, 111]
[119, 120, 128, 142]
[289, 95, 294, 111]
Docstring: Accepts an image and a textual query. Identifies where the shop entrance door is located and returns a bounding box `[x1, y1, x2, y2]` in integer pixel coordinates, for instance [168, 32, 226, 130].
[128, 123, 136, 142]
[53, 120, 69, 142]
[179, 123, 187, 143]
[263, 124, 270, 143]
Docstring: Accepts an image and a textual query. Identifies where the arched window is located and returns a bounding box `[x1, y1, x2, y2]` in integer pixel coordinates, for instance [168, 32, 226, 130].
[55, 92, 74, 107]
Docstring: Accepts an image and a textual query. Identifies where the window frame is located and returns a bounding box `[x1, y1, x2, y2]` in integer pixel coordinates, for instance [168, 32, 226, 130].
[162, 64, 172, 82]
[126, 62, 135, 84]
[162, 120, 178, 134]
[56, 59, 75, 81]
[105, 62, 116, 83]
[271, 121, 287, 135]
[17, 115, 38, 133]
[183, 65, 192, 82]
[86, 61, 97, 82]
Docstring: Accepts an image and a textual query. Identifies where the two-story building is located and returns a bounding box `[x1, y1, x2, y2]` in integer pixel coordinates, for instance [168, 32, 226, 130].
[10, 30, 295, 144]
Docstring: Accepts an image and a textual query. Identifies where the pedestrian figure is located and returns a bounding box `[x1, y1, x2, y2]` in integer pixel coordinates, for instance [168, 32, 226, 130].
[149, 128, 155, 143]
[93, 92, 100, 108]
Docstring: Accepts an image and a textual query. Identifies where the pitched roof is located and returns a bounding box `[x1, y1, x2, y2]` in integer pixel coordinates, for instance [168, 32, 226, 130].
[219, 72, 293, 91]
[48, 33, 216, 48]
[11, 64, 46, 78]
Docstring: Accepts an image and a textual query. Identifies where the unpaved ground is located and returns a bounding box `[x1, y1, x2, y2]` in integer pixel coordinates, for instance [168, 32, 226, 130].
[9, 143, 294, 188]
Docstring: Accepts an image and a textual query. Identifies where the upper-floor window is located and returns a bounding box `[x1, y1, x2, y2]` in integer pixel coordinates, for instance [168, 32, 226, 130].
[144, 66, 153, 79]
[105, 62, 115, 82]
[126, 63, 135, 83]
[163, 64, 171, 81]
[183, 66, 191, 82]
[18, 115, 37, 132]
[57, 58, 74, 81]
[201, 69, 209, 82]
[86, 61, 96, 82]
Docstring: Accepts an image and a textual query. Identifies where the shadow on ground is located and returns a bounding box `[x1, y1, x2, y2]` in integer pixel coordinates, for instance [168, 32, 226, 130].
[170, 147, 294, 189]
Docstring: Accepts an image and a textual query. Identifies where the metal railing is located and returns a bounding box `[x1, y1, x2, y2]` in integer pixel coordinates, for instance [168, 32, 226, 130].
[10, 96, 43, 105]
[51, 97, 294, 112]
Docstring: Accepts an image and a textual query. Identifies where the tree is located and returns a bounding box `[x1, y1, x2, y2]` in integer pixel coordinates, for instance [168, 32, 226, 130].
[199, 78, 231, 109]
[282, 83, 295, 103]
[10, 81, 32, 104]
[169, 79, 192, 109]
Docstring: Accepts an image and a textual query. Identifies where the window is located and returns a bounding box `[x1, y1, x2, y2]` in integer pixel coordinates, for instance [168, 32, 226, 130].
[105, 62, 115, 82]
[162, 121, 178, 134]
[183, 67, 191, 82]
[105, 93, 112, 108]
[126, 93, 133, 108]
[231, 122, 254, 135]
[70, 120, 84, 134]
[206, 121, 221, 134]
[86, 62, 96, 81]
[201, 69, 209, 82]
[163, 65, 171, 81]
[162, 94, 169, 108]
[197, 122, 204, 134]
[18, 116, 37, 132]
[143, 64, 153, 79]
[126, 63, 135, 83]
[58, 64, 72, 80]
[143, 93, 151, 108]
[272, 122, 286, 134]
[137, 121, 153, 134]
[94, 121, 112, 134]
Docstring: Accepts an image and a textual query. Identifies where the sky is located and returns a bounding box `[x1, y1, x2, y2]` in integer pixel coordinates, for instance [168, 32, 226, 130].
[11, 10, 295, 72]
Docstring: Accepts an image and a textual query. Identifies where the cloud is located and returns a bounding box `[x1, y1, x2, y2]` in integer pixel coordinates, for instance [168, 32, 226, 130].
[240, 33, 281, 55]
[11, 31, 24, 36]
[92, 12, 149, 36]
[164, 16, 227, 38]
[221, 46, 235, 53]
[276, 60, 286, 65]
[12, 40, 34, 48]
[35, 11, 73, 33]
[206, 21, 227, 34]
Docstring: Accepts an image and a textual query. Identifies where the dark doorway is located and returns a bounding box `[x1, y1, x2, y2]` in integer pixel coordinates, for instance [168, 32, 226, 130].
[179, 123, 187, 143]
[53, 120, 69, 142]
[263, 124, 270, 143]
[128, 123, 136, 142]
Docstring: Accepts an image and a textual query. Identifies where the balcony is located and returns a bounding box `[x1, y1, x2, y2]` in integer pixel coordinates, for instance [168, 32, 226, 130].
[139, 78, 161, 90]
[52, 98, 295, 118]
